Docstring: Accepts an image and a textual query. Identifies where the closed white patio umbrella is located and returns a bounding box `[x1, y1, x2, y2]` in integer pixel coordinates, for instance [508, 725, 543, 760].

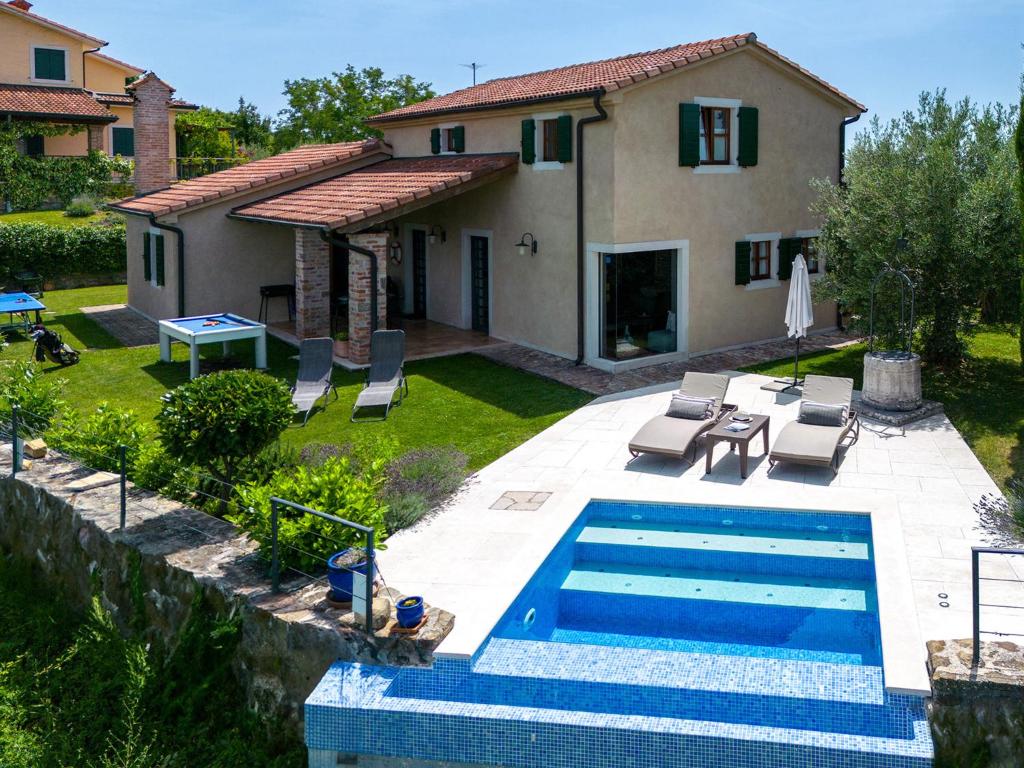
[781, 253, 814, 390]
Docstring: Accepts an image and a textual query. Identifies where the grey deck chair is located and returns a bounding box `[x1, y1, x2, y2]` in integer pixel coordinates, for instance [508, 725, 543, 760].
[292, 337, 337, 426]
[769, 374, 860, 475]
[351, 329, 408, 422]
[628, 372, 731, 463]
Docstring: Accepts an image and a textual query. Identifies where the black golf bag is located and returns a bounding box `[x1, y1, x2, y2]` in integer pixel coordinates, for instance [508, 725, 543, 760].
[31, 325, 79, 366]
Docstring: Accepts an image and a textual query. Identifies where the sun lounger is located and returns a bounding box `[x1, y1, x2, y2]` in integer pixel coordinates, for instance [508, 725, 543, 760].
[628, 372, 732, 463]
[768, 374, 860, 475]
[292, 337, 337, 425]
[351, 330, 408, 422]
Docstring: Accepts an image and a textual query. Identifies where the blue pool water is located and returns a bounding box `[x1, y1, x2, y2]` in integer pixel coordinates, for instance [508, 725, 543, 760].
[306, 501, 933, 767]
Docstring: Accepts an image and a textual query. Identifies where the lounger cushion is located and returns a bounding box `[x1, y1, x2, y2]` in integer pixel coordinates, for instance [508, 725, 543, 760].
[798, 400, 847, 427]
[666, 394, 713, 420]
[770, 421, 845, 464]
[629, 414, 710, 458]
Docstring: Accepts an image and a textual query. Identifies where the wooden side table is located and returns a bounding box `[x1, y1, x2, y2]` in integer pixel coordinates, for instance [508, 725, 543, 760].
[705, 414, 770, 479]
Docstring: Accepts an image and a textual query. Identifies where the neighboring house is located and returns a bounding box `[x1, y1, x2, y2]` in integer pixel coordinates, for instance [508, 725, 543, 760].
[0, 0, 197, 192]
[112, 33, 864, 368]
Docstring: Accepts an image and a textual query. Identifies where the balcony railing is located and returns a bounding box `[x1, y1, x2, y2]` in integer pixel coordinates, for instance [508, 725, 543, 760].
[172, 156, 249, 181]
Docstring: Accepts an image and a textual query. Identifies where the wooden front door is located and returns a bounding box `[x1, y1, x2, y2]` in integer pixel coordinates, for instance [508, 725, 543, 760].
[411, 229, 427, 319]
[470, 235, 489, 333]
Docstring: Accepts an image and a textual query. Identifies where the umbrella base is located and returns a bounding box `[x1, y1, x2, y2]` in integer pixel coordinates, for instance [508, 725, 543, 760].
[759, 378, 803, 393]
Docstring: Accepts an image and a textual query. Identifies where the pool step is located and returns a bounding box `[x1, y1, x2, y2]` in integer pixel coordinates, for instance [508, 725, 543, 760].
[575, 521, 873, 580]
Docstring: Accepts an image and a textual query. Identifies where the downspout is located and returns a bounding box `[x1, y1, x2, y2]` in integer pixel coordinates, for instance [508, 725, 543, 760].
[574, 88, 608, 365]
[320, 229, 379, 333]
[147, 214, 185, 316]
[835, 113, 862, 331]
[82, 47, 102, 90]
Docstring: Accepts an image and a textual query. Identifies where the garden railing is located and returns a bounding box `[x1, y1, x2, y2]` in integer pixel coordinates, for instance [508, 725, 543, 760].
[971, 546, 1024, 666]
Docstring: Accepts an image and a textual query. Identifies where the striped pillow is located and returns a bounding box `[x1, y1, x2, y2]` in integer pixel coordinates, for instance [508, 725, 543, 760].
[666, 394, 714, 420]
[798, 400, 847, 427]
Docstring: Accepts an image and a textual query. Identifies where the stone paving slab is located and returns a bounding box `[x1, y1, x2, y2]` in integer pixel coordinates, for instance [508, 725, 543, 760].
[475, 331, 861, 395]
[80, 303, 158, 347]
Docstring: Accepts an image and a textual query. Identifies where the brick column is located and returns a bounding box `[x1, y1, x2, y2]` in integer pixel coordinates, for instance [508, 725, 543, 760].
[295, 229, 330, 340]
[347, 232, 389, 365]
[128, 73, 172, 194]
[87, 125, 106, 153]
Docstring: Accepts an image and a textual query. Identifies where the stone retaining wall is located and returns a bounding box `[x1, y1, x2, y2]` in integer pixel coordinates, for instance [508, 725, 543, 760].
[0, 448, 454, 733]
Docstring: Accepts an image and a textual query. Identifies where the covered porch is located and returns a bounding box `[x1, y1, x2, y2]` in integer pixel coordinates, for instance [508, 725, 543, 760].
[229, 153, 517, 365]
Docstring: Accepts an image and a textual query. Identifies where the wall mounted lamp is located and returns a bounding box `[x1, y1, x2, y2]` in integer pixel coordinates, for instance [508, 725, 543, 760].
[428, 225, 446, 244]
[516, 232, 538, 257]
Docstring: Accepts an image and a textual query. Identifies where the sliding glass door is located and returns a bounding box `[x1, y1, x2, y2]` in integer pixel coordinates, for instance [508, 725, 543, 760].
[600, 249, 677, 361]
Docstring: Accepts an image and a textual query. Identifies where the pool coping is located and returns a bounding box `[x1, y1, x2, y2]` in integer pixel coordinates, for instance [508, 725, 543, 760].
[433, 490, 932, 699]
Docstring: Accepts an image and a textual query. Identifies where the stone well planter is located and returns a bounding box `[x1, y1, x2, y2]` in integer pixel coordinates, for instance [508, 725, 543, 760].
[862, 351, 922, 412]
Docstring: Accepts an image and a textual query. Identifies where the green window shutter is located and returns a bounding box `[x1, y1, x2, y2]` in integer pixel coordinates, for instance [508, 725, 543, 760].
[777, 237, 801, 280]
[678, 103, 701, 167]
[430, 128, 441, 154]
[737, 106, 758, 167]
[112, 127, 135, 157]
[452, 125, 465, 153]
[734, 241, 751, 286]
[24, 135, 44, 157]
[520, 119, 535, 164]
[556, 115, 573, 163]
[155, 235, 166, 286]
[34, 48, 65, 81]
[142, 234, 152, 282]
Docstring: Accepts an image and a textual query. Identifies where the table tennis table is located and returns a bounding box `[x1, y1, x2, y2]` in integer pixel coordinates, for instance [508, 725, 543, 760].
[0, 292, 45, 334]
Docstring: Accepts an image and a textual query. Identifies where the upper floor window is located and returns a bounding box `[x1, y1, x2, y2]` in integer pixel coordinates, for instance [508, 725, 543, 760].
[541, 119, 561, 162]
[699, 107, 730, 164]
[521, 115, 572, 168]
[801, 237, 820, 274]
[441, 127, 458, 152]
[430, 125, 464, 154]
[750, 240, 773, 281]
[32, 46, 67, 82]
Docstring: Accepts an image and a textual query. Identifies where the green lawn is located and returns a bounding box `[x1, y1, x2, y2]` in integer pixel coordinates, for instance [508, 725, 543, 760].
[5, 286, 592, 470]
[742, 327, 1024, 488]
[0, 209, 108, 228]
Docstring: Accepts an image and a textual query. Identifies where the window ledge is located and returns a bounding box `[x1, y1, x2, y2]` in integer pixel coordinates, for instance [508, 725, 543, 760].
[693, 164, 740, 175]
[745, 278, 780, 291]
[532, 161, 564, 172]
[29, 78, 71, 85]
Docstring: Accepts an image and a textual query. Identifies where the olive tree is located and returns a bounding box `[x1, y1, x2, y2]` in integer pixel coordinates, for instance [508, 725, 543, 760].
[813, 91, 1020, 367]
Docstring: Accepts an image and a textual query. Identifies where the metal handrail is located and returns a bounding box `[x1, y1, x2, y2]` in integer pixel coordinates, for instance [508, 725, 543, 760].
[971, 546, 1024, 666]
[269, 496, 376, 635]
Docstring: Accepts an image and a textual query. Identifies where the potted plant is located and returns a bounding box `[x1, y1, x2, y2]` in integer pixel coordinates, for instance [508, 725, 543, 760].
[326, 548, 375, 603]
[396, 595, 424, 628]
[332, 330, 349, 359]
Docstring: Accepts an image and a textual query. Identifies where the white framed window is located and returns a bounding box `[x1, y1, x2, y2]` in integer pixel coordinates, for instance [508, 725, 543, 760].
[438, 123, 459, 154]
[146, 229, 163, 288]
[532, 112, 565, 171]
[743, 231, 781, 291]
[31, 45, 69, 83]
[796, 229, 823, 277]
[692, 97, 741, 174]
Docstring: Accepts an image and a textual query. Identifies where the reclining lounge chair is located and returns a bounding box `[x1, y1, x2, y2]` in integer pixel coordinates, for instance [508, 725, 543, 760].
[768, 374, 860, 475]
[628, 372, 731, 463]
[351, 329, 408, 422]
[291, 337, 337, 426]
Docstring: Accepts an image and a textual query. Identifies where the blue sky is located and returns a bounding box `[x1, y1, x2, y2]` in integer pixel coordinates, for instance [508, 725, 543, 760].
[41, 0, 1023, 134]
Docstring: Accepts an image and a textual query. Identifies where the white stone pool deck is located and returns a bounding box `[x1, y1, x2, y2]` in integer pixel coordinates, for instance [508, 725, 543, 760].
[377, 371, 1024, 693]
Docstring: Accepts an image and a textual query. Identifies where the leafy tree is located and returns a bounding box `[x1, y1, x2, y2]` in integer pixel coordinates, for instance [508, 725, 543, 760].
[813, 91, 1020, 367]
[155, 370, 293, 510]
[174, 106, 238, 158]
[274, 65, 435, 149]
[1017, 89, 1024, 368]
[232, 96, 273, 153]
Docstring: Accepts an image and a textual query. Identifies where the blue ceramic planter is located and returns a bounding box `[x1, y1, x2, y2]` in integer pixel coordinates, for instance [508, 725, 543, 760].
[396, 596, 424, 628]
[326, 549, 375, 602]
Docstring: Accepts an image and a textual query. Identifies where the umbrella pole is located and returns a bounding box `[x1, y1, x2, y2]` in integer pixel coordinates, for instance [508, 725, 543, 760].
[793, 336, 801, 387]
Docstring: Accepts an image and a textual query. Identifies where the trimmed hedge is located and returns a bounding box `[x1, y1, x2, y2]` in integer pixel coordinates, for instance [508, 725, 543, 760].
[0, 220, 126, 279]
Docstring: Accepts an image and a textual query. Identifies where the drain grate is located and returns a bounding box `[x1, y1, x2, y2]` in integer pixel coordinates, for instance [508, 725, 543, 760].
[490, 491, 552, 511]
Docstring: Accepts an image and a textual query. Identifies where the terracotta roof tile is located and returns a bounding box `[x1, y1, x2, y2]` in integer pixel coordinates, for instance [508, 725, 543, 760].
[230, 154, 518, 229]
[110, 140, 388, 217]
[92, 91, 133, 106]
[369, 33, 863, 122]
[0, 83, 115, 123]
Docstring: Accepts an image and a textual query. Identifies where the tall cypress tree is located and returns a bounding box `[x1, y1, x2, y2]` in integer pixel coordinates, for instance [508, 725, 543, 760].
[1017, 92, 1024, 368]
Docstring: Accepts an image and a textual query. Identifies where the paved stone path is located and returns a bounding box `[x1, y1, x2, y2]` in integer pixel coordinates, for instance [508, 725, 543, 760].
[80, 304, 158, 347]
[476, 330, 861, 395]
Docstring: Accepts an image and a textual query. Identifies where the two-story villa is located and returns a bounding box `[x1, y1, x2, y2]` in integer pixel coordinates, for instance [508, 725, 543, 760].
[113, 33, 864, 369]
[0, 0, 196, 193]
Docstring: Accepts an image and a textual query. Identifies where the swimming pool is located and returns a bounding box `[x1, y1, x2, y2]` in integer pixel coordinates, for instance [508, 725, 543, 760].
[307, 501, 933, 767]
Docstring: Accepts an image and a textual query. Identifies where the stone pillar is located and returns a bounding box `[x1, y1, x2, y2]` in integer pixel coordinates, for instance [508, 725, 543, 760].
[347, 232, 389, 365]
[129, 73, 172, 194]
[87, 125, 106, 153]
[295, 229, 330, 340]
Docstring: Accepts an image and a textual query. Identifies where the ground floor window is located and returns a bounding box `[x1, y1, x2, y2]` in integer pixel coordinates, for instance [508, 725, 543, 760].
[750, 240, 773, 281]
[801, 236, 820, 274]
[600, 249, 677, 360]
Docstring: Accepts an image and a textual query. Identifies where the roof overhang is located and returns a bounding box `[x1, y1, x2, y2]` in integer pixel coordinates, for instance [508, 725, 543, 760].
[0, 3, 106, 46]
[0, 109, 117, 124]
[0, 84, 118, 124]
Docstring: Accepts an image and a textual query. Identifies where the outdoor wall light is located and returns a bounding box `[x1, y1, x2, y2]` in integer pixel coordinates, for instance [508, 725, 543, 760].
[390, 239, 403, 264]
[516, 232, 538, 257]
[428, 225, 446, 244]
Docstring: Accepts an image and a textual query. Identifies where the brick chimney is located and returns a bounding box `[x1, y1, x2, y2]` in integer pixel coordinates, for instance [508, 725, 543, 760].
[127, 73, 172, 194]
[8, 1, 33, 11]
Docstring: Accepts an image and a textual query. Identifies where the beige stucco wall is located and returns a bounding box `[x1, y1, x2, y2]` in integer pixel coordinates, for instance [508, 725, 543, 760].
[0, 9, 87, 86]
[83, 53, 137, 93]
[382, 46, 857, 360]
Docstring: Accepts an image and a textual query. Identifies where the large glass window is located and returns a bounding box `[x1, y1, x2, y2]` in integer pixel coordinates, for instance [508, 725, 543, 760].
[600, 249, 677, 361]
[699, 107, 730, 164]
